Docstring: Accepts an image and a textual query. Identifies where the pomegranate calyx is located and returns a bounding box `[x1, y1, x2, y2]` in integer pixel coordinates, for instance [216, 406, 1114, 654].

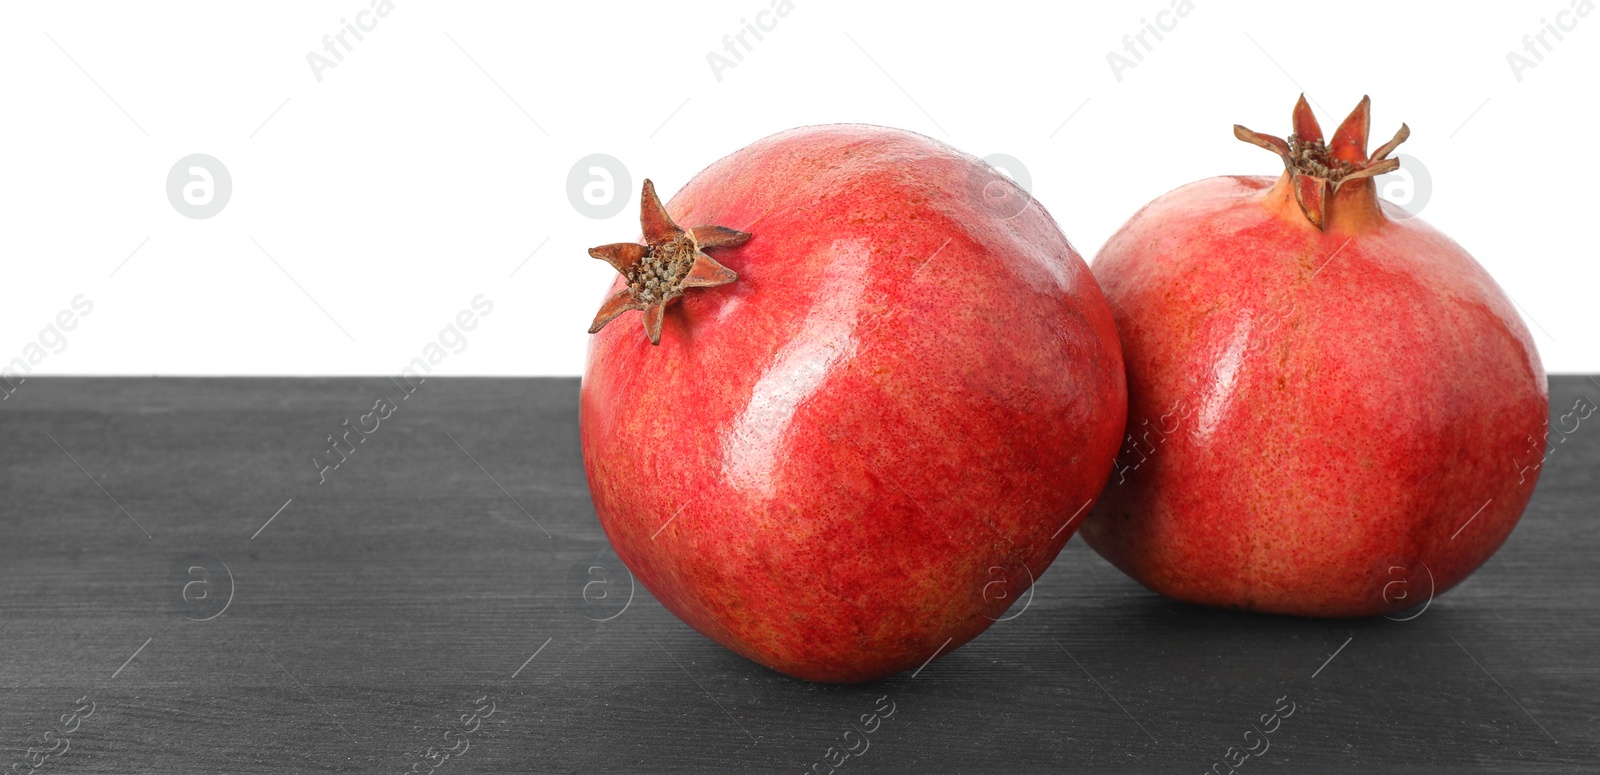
[586, 179, 751, 345]
[1234, 94, 1410, 231]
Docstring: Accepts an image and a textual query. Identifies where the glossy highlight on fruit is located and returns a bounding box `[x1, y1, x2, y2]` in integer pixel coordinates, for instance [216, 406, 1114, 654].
[1081, 96, 1548, 617]
[580, 125, 1127, 682]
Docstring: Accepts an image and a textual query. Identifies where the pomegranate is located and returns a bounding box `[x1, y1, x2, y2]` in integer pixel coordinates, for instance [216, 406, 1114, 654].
[1081, 96, 1547, 617]
[579, 125, 1126, 682]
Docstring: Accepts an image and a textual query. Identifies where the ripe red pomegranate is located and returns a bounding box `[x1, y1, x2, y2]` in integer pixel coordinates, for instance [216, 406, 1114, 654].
[1081, 96, 1548, 617]
[580, 125, 1126, 682]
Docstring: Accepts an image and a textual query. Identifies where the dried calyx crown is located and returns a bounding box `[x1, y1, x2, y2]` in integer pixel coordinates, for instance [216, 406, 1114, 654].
[1234, 94, 1409, 231]
[585, 179, 751, 345]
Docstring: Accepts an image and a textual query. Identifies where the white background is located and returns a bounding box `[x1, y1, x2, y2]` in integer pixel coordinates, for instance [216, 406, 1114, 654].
[2, 1, 1594, 376]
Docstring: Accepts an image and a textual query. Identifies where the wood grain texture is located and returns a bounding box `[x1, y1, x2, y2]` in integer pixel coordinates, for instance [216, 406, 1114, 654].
[2, 376, 1597, 774]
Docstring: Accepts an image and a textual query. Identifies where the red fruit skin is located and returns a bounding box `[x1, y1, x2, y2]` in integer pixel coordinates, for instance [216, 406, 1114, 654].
[1082, 174, 1547, 617]
[580, 125, 1126, 683]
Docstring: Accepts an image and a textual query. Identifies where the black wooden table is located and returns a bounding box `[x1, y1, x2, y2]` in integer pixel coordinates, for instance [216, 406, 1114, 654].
[2, 376, 1596, 773]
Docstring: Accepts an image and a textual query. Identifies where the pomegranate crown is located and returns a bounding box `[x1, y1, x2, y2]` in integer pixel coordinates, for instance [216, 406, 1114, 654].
[1234, 95, 1409, 231]
[585, 179, 751, 345]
